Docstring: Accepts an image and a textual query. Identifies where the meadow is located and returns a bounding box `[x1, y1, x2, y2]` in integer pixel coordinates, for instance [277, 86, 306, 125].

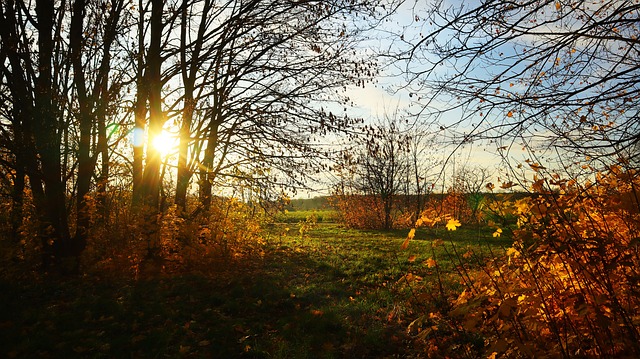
[0, 212, 511, 358]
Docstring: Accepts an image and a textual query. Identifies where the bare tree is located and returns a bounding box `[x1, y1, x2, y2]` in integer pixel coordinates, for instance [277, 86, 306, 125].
[159, 0, 401, 214]
[0, 0, 403, 267]
[336, 112, 411, 229]
[390, 0, 640, 171]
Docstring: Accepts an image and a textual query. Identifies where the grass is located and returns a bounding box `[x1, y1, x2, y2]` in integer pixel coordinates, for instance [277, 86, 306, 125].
[272, 209, 338, 223]
[0, 221, 511, 358]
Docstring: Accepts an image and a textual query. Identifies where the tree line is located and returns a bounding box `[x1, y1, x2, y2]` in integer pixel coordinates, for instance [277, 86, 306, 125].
[0, 0, 399, 270]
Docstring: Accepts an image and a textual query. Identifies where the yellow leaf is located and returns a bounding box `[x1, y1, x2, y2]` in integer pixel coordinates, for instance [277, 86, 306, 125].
[506, 247, 520, 258]
[492, 228, 503, 237]
[402, 228, 415, 249]
[446, 218, 461, 231]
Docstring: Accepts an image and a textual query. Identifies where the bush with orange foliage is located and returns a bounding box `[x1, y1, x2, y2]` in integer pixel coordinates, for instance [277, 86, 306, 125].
[410, 165, 640, 358]
[329, 194, 386, 229]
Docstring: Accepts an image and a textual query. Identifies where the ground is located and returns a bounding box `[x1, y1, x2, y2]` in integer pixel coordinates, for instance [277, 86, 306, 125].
[0, 222, 507, 358]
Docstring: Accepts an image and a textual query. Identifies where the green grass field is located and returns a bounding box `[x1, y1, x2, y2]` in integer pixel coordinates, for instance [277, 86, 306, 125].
[0, 221, 511, 358]
[272, 209, 339, 223]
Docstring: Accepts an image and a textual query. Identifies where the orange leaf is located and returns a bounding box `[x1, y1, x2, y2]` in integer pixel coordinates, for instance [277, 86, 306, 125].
[408, 255, 417, 262]
[501, 181, 516, 189]
[424, 258, 437, 268]
[528, 163, 546, 172]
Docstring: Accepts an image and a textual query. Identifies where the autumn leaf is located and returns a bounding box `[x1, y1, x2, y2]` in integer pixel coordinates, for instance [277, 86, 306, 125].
[501, 181, 516, 189]
[424, 258, 437, 268]
[506, 247, 519, 258]
[408, 255, 417, 262]
[506, 111, 514, 117]
[531, 178, 545, 192]
[402, 228, 415, 249]
[446, 218, 461, 231]
[555, 1, 561, 11]
[528, 162, 546, 172]
[492, 228, 503, 237]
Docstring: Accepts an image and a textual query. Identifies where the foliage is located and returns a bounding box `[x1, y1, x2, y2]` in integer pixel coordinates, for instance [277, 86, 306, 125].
[406, 165, 640, 358]
[329, 193, 387, 229]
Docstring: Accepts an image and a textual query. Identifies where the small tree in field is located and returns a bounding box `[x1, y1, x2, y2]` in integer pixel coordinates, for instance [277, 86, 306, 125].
[331, 111, 413, 229]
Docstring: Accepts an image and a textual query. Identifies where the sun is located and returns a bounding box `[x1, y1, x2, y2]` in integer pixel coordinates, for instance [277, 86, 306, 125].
[152, 130, 177, 157]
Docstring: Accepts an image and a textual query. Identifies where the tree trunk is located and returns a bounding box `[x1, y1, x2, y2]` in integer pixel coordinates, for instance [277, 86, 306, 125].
[131, 0, 148, 208]
[70, 0, 94, 245]
[34, 0, 79, 269]
[139, 0, 164, 256]
[175, 95, 194, 213]
[10, 159, 25, 242]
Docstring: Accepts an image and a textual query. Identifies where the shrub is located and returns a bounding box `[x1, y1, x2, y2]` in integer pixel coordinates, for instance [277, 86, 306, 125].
[409, 165, 640, 358]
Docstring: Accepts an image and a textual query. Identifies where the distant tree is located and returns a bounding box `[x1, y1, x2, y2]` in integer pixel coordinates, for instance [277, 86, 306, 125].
[452, 165, 491, 224]
[405, 127, 437, 222]
[334, 112, 411, 229]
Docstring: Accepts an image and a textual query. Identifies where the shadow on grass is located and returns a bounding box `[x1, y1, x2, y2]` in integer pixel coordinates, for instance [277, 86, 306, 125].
[0, 240, 410, 359]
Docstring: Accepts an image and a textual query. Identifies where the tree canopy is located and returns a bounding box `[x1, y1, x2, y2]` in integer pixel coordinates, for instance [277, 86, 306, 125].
[390, 0, 640, 171]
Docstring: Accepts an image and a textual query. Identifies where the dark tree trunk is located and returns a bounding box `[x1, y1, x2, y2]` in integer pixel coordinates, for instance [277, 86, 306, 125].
[70, 0, 93, 245]
[139, 0, 164, 256]
[131, 0, 148, 209]
[33, 0, 81, 269]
